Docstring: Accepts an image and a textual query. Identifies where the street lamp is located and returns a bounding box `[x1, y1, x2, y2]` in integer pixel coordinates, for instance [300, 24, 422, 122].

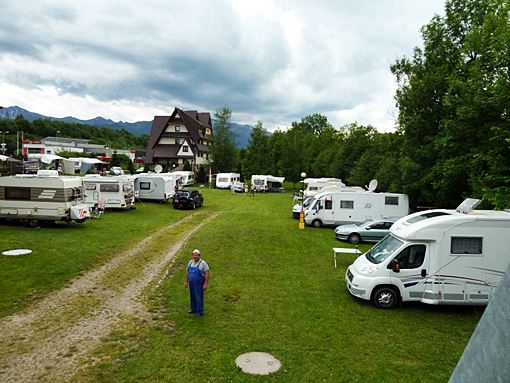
[299, 172, 306, 229]
[0, 130, 9, 154]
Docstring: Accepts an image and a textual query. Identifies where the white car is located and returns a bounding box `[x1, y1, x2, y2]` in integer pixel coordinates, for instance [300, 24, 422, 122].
[110, 166, 124, 175]
[231, 181, 248, 193]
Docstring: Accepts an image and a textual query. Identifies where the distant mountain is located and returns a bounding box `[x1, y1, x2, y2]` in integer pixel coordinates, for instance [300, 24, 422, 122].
[0, 106, 261, 148]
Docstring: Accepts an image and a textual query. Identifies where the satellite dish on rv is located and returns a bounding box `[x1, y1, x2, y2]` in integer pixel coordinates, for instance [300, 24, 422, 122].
[154, 164, 163, 173]
[367, 179, 378, 192]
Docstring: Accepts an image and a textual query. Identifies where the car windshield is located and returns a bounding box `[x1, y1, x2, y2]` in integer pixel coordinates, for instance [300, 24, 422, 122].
[365, 234, 403, 264]
[303, 197, 312, 208]
[176, 190, 190, 197]
[359, 219, 375, 228]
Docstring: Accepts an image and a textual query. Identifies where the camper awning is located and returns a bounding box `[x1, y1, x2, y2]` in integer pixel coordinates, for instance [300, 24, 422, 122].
[0, 155, 21, 162]
[69, 157, 106, 164]
[266, 176, 285, 183]
[40, 154, 66, 164]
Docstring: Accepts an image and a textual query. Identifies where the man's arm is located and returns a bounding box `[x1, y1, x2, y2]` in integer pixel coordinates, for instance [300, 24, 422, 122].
[185, 271, 189, 288]
[203, 271, 209, 290]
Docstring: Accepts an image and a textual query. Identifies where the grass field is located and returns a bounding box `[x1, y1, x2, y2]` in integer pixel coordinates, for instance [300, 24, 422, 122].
[0, 189, 482, 382]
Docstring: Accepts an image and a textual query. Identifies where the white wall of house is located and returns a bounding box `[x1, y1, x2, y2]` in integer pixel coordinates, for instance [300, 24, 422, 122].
[164, 123, 188, 133]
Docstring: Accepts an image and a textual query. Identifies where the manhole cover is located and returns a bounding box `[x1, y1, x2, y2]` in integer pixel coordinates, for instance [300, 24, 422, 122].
[235, 352, 281, 375]
[2, 249, 33, 256]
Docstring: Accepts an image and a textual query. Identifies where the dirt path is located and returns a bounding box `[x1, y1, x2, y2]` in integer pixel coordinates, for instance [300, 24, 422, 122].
[0, 212, 217, 383]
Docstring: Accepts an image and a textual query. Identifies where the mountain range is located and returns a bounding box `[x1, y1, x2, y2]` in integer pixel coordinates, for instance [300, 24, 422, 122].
[0, 105, 258, 148]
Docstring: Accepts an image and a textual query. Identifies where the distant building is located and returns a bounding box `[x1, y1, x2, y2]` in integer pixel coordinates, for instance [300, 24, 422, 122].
[22, 137, 136, 161]
[145, 108, 212, 171]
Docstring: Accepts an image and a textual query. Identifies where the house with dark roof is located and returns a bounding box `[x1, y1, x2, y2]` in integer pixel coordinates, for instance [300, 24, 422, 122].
[145, 108, 213, 171]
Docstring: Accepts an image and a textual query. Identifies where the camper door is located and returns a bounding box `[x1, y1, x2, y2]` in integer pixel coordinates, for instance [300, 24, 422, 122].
[388, 243, 430, 302]
[322, 195, 335, 225]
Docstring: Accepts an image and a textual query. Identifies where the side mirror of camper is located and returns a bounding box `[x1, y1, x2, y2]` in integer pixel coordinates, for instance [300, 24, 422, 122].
[390, 259, 400, 273]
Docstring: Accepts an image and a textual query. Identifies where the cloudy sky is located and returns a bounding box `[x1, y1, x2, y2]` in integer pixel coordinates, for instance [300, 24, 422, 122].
[0, 0, 444, 132]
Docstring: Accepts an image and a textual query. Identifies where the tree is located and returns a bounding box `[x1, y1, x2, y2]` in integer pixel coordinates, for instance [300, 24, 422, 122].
[210, 107, 239, 173]
[392, 0, 510, 208]
[243, 121, 270, 177]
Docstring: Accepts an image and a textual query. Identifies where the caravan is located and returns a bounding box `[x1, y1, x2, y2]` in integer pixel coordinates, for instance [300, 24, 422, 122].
[134, 173, 177, 201]
[216, 173, 241, 189]
[171, 171, 195, 186]
[83, 175, 136, 209]
[303, 178, 346, 198]
[346, 199, 510, 309]
[304, 189, 409, 227]
[0, 170, 90, 226]
[251, 175, 285, 192]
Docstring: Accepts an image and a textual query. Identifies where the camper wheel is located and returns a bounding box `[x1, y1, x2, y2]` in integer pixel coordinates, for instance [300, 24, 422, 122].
[28, 219, 40, 228]
[371, 286, 399, 309]
[312, 219, 322, 228]
[348, 233, 361, 244]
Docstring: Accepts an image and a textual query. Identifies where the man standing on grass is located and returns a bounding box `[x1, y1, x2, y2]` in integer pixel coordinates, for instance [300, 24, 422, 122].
[185, 249, 209, 316]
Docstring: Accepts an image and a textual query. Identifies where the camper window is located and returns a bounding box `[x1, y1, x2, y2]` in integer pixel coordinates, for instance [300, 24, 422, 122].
[340, 200, 354, 209]
[391, 245, 426, 269]
[100, 184, 120, 193]
[139, 182, 151, 190]
[5, 187, 30, 200]
[85, 184, 96, 190]
[450, 237, 483, 255]
[385, 196, 399, 205]
[325, 199, 333, 209]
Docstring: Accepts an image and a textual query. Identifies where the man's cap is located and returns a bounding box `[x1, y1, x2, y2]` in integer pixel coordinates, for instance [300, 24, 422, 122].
[192, 249, 201, 255]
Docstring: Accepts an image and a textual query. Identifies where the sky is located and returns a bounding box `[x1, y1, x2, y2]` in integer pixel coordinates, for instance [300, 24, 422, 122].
[0, 0, 445, 132]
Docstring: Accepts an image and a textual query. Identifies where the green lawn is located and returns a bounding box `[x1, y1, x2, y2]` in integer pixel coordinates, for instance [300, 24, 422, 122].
[0, 189, 481, 382]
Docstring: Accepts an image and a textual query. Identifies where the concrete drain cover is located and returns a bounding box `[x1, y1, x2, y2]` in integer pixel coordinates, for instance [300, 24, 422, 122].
[2, 249, 33, 256]
[235, 352, 281, 375]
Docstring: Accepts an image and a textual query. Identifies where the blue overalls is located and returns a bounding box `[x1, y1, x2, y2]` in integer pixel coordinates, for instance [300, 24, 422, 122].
[188, 260, 205, 314]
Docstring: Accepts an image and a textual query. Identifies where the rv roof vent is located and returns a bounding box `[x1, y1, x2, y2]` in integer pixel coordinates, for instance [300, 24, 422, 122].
[37, 170, 59, 177]
[456, 198, 482, 214]
[366, 179, 378, 192]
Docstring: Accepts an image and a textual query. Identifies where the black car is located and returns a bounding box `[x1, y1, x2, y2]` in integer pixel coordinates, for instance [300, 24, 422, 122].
[172, 189, 204, 209]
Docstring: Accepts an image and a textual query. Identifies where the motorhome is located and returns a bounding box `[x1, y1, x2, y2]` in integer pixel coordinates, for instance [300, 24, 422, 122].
[304, 190, 409, 227]
[216, 173, 241, 189]
[0, 170, 90, 226]
[345, 199, 510, 309]
[134, 173, 177, 202]
[172, 171, 195, 186]
[303, 178, 345, 198]
[251, 175, 285, 192]
[293, 185, 366, 219]
[82, 175, 135, 209]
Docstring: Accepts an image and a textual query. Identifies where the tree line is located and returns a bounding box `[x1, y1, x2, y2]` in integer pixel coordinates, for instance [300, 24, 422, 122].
[211, 0, 510, 210]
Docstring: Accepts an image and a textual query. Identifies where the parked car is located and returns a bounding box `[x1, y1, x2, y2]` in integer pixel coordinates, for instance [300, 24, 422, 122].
[172, 189, 204, 209]
[110, 166, 125, 175]
[334, 218, 397, 244]
[231, 181, 248, 193]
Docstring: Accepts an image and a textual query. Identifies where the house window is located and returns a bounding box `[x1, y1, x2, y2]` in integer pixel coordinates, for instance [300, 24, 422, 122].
[340, 200, 354, 209]
[451, 237, 483, 255]
[28, 148, 41, 154]
[183, 145, 189, 152]
[175, 125, 180, 132]
[175, 138, 180, 145]
[385, 196, 399, 205]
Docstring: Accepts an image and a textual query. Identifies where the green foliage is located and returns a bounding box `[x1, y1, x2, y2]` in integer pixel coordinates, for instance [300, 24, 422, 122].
[210, 107, 238, 173]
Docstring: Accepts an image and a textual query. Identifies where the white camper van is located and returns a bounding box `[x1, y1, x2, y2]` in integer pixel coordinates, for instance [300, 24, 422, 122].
[83, 175, 135, 209]
[304, 190, 409, 227]
[216, 173, 240, 189]
[134, 173, 177, 202]
[0, 170, 90, 226]
[172, 171, 195, 186]
[345, 199, 510, 309]
[303, 178, 345, 198]
[251, 175, 285, 192]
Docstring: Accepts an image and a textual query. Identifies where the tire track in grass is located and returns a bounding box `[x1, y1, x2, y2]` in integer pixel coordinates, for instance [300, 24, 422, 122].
[0, 212, 218, 383]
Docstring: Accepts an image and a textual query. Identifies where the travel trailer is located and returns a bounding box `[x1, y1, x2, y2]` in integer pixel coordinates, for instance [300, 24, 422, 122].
[251, 175, 285, 192]
[134, 173, 177, 202]
[216, 173, 241, 189]
[304, 189, 409, 227]
[0, 170, 90, 226]
[345, 199, 510, 309]
[172, 171, 195, 186]
[82, 175, 135, 209]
